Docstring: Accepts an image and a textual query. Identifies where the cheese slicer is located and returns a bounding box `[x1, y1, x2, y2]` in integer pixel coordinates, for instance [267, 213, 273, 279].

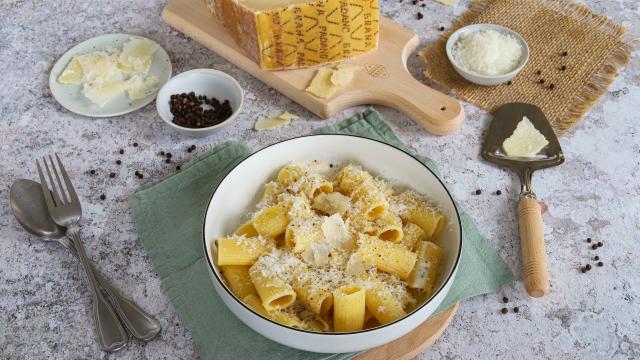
[482, 102, 564, 297]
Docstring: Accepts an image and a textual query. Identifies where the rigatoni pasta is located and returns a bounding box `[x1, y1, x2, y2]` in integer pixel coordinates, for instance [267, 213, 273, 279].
[214, 161, 447, 332]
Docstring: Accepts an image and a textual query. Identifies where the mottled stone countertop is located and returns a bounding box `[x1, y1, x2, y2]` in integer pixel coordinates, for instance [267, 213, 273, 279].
[1, 0, 638, 359]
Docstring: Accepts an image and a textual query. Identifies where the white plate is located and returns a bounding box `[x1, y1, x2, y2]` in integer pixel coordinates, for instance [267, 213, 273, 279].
[49, 34, 172, 117]
[202, 135, 463, 353]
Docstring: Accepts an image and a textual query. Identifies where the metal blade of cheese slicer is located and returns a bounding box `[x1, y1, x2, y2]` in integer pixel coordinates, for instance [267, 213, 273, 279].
[481, 102, 564, 298]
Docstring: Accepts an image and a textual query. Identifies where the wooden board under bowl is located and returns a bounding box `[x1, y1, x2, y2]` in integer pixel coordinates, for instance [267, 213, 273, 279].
[161, 0, 464, 135]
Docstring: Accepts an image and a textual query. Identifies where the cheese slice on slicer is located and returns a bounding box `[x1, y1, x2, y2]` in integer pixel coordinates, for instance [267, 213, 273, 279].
[502, 116, 549, 157]
[204, 0, 380, 70]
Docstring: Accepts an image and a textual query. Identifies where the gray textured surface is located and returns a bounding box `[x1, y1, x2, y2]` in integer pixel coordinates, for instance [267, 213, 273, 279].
[1, 0, 638, 359]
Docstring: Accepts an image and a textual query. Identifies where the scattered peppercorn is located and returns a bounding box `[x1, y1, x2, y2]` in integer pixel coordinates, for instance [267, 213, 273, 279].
[169, 92, 233, 129]
[549, 84, 555, 90]
[536, 70, 542, 75]
[90, 169, 96, 175]
[421, 3, 425, 6]
[502, 296, 509, 303]
[597, 241, 603, 247]
[138, 173, 144, 179]
[176, 165, 181, 171]
[119, 149, 124, 155]
[160, 151, 165, 156]
[597, 261, 603, 267]
[587, 237, 592, 243]
[581, 267, 587, 273]
[187, 147, 193, 153]
[496, 190, 502, 195]
[100, 194, 106, 200]
[475, 189, 482, 195]
[190, 144, 196, 151]
[439, 26, 445, 31]
[500, 308, 508, 314]
[412, 0, 417, 4]
[109, 172, 116, 178]
[133, 142, 139, 147]
[165, 158, 171, 163]
[560, 65, 567, 71]
[592, 244, 598, 250]
[416, 12, 423, 20]
[506, 80, 512, 85]
[562, 51, 568, 56]
[513, 307, 519, 313]
[166, 152, 172, 158]
[135, 170, 140, 176]
[586, 264, 592, 270]
[594, 256, 600, 261]
[116, 160, 122, 165]
[539, 79, 545, 84]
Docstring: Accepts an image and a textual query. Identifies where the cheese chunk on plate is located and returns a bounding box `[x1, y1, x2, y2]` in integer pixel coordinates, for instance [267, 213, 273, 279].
[204, 0, 380, 70]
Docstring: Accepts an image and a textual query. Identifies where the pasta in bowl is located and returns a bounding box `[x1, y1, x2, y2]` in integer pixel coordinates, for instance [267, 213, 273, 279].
[203, 135, 462, 353]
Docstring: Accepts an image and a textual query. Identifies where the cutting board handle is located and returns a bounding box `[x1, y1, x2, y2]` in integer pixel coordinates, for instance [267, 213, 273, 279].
[518, 197, 550, 297]
[378, 70, 464, 135]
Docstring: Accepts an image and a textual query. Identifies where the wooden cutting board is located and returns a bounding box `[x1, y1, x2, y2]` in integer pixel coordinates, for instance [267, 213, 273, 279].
[356, 304, 458, 359]
[161, 0, 465, 135]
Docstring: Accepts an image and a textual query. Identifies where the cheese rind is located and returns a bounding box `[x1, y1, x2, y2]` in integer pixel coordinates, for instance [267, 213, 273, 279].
[205, 0, 380, 70]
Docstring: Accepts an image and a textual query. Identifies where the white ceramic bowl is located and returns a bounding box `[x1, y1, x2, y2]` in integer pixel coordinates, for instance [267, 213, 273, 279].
[202, 135, 463, 353]
[156, 69, 243, 137]
[446, 24, 529, 86]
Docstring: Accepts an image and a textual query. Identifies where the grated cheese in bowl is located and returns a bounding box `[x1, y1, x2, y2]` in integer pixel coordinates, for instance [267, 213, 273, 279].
[451, 29, 523, 76]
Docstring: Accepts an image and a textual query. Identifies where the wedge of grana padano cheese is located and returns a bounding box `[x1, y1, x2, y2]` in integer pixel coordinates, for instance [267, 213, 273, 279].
[204, 0, 380, 70]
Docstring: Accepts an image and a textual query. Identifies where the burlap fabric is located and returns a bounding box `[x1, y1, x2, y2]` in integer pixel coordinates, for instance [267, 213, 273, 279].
[421, 0, 635, 134]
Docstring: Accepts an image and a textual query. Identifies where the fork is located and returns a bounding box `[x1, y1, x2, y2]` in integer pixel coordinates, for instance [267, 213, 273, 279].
[36, 154, 128, 352]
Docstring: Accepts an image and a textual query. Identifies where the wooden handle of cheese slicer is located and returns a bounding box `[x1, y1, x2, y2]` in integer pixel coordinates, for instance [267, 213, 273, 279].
[518, 197, 549, 297]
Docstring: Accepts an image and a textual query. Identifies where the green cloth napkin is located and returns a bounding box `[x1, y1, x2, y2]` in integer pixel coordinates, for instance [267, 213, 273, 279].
[130, 108, 514, 360]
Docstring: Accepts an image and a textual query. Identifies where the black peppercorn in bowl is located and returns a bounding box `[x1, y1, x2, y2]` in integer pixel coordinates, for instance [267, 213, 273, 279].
[156, 69, 244, 137]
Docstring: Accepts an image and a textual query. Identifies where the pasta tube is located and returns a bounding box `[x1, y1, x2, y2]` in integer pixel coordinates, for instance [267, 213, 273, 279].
[293, 274, 333, 316]
[217, 236, 269, 266]
[333, 286, 366, 332]
[249, 265, 297, 311]
[357, 235, 417, 280]
[364, 281, 406, 325]
[220, 265, 258, 299]
[234, 221, 259, 237]
[252, 203, 290, 238]
[401, 222, 427, 250]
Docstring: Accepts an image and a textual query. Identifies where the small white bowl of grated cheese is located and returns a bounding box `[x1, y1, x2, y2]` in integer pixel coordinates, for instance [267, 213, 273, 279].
[446, 24, 529, 86]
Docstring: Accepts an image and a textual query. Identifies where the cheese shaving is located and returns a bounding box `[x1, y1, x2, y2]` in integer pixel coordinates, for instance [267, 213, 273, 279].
[254, 111, 299, 131]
